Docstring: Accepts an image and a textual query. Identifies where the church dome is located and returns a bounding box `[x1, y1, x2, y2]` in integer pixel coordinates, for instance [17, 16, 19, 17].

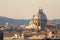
[38, 9, 47, 28]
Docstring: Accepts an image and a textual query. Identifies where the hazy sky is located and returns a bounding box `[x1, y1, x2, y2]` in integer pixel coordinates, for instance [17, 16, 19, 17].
[0, 0, 60, 20]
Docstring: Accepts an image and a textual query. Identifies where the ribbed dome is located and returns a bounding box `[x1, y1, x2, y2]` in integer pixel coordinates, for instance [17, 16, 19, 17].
[38, 9, 47, 28]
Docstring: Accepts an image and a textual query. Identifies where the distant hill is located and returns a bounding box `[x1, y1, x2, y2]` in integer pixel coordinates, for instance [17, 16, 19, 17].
[0, 16, 30, 26]
[0, 16, 60, 26]
[52, 19, 60, 24]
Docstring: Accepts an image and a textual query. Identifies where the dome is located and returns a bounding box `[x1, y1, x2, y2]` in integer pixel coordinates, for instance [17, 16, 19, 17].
[38, 9, 47, 28]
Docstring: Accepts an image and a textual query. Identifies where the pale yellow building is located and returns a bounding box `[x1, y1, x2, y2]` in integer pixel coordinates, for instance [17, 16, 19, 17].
[25, 14, 41, 29]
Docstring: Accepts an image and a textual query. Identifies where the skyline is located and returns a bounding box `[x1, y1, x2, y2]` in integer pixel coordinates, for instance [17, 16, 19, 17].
[0, 0, 60, 20]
